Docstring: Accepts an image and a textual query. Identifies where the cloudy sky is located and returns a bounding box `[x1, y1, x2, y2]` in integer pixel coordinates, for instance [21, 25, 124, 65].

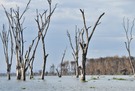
[0, 0, 135, 72]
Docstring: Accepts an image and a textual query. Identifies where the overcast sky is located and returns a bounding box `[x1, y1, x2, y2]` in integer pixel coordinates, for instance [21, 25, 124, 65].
[0, 0, 135, 73]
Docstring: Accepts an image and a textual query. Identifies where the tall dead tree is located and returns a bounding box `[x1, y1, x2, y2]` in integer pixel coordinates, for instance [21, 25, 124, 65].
[35, 0, 57, 80]
[3, 0, 32, 80]
[123, 18, 135, 76]
[79, 9, 105, 81]
[0, 25, 13, 80]
[67, 26, 80, 78]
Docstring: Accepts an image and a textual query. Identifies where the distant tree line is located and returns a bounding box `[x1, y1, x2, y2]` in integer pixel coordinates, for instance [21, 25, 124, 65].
[86, 56, 135, 75]
[48, 56, 135, 76]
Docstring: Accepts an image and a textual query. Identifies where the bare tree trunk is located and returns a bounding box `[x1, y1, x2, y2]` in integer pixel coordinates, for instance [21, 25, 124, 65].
[29, 38, 40, 79]
[81, 53, 86, 81]
[41, 55, 48, 80]
[7, 64, 11, 80]
[16, 49, 22, 80]
[16, 65, 21, 80]
[76, 57, 79, 78]
[29, 61, 34, 79]
[41, 36, 48, 80]
[56, 69, 61, 77]
[21, 66, 26, 81]
[29, 67, 34, 79]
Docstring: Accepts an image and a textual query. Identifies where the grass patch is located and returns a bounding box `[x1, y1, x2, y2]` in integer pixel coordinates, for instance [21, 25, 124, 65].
[90, 86, 96, 89]
[91, 77, 99, 80]
[112, 77, 126, 80]
[80, 79, 88, 82]
[21, 87, 26, 90]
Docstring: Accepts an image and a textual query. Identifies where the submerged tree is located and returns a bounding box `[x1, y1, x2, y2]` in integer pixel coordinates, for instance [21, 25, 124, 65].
[49, 64, 55, 75]
[35, 0, 57, 80]
[2, 0, 32, 80]
[0, 25, 13, 80]
[67, 26, 80, 78]
[56, 47, 67, 77]
[79, 9, 105, 81]
[123, 18, 135, 76]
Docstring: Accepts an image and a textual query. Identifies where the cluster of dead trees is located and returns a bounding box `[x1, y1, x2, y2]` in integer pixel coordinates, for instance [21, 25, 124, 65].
[0, 0, 57, 81]
[56, 10, 104, 81]
[49, 61, 78, 76]
[0, 0, 135, 82]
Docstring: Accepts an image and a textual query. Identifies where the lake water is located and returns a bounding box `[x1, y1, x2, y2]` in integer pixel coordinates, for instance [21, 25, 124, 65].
[0, 75, 135, 91]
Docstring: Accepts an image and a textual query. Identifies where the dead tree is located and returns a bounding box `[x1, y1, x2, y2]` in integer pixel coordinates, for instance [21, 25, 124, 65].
[3, 0, 32, 80]
[56, 47, 67, 77]
[28, 36, 39, 79]
[67, 26, 80, 78]
[79, 9, 105, 81]
[0, 25, 13, 80]
[35, 0, 57, 80]
[123, 18, 135, 76]
[49, 64, 55, 75]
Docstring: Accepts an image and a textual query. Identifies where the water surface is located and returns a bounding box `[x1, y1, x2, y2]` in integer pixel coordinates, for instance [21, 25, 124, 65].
[0, 75, 135, 91]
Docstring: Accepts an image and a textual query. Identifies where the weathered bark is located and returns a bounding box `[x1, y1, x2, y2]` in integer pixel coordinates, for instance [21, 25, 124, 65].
[75, 59, 79, 78]
[16, 65, 21, 80]
[41, 54, 48, 80]
[7, 64, 11, 80]
[29, 59, 34, 79]
[81, 53, 86, 81]
[21, 66, 26, 81]
[29, 66, 34, 79]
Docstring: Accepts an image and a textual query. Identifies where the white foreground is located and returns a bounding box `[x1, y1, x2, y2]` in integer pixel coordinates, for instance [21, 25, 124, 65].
[0, 75, 135, 91]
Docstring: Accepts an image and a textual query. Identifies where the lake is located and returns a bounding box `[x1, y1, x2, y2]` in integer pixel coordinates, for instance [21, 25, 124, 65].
[0, 75, 135, 91]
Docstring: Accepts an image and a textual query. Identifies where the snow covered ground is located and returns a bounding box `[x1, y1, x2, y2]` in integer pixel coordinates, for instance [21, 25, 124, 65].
[0, 75, 135, 91]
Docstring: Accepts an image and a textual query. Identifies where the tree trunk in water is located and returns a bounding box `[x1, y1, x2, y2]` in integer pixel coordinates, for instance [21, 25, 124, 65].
[7, 72, 11, 80]
[30, 67, 34, 79]
[21, 67, 26, 81]
[16, 65, 21, 80]
[81, 53, 86, 81]
[56, 69, 61, 78]
[7, 64, 11, 80]
[41, 55, 48, 80]
[76, 56, 79, 78]
[76, 61, 79, 78]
